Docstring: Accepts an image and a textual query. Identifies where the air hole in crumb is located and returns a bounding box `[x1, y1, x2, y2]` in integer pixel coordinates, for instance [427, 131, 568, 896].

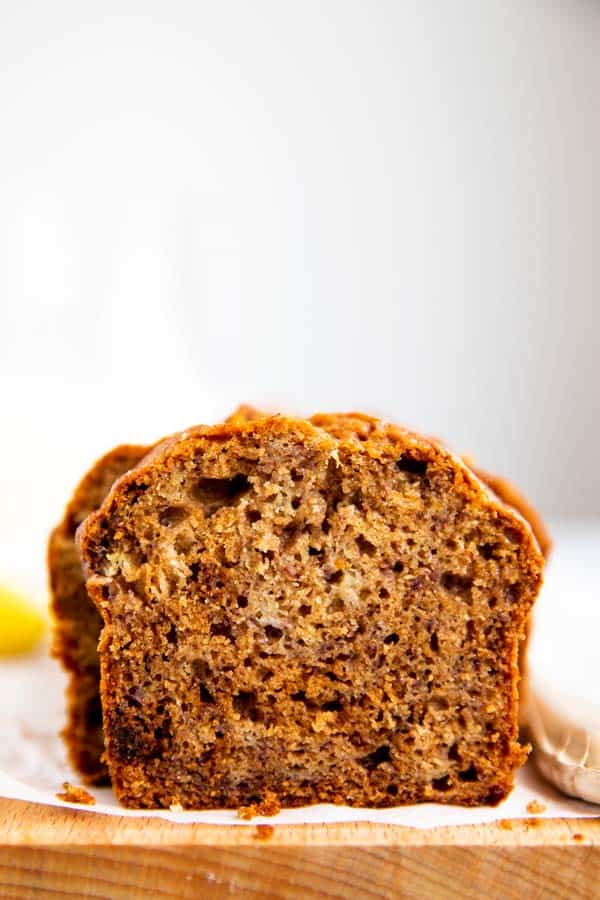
[159, 506, 188, 527]
[328, 597, 344, 613]
[243, 657, 252, 667]
[291, 691, 306, 702]
[290, 468, 303, 482]
[441, 572, 473, 594]
[292, 497, 301, 510]
[429, 632, 439, 652]
[321, 700, 342, 712]
[281, 523, 297, 545]
[237, 596, 248, 608]
[247, 509, 261, 523]
[459, 765, 479, 782]
[478, 542, 497, 560]
[488, 596, 498, 609]
[351, 491, 364, 510]
[448, 742, 461, 761]
[384, 633, 399, 645]
[465, 620, 475, 641]
[432, 775, 452, 792]
[396, 454, 428, 476]
[505, 582, 521, 603]
[429, 695, 449, 712]
[356, 535, 377, 557]
[393, 560, 404, 573]
[386, 784, 398, 796]
[327, 570, 344, 584]
[199, 684, 215, 704]
[215, 730, 224, 738]
[190, 562, 201, 580]
[308, 546, 321, 556]
[379, 587, 390, 600]
[210, 622, 234, 641]
[298, 604, 312, 617]
[166, 624, 178, 645]
[191, 474, 250, 517]
[193, 659, 211, 680]
[265, 625, 283, 641]
[360, 745, 391, 770]
[233, 691, 261, 721]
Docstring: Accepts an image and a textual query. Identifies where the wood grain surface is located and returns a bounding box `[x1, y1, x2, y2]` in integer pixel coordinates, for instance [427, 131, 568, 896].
[0, 798, 598, 898]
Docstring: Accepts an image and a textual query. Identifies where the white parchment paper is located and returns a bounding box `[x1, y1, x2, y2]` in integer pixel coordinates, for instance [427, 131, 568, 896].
[0, 648, 596, 827]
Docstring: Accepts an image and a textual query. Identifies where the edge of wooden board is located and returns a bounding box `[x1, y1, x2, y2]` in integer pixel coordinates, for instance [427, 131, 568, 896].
[0, 798, 598, 847]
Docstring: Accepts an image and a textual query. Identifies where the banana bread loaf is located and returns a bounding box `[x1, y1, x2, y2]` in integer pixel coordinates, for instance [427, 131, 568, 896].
[77, 412, 544, 808]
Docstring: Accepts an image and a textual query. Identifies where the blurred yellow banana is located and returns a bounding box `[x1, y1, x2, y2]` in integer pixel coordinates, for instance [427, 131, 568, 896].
[0, 585, 46, 655]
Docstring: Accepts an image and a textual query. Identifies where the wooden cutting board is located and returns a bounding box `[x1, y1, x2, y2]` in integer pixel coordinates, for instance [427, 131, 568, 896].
[0, 797, 597, 899]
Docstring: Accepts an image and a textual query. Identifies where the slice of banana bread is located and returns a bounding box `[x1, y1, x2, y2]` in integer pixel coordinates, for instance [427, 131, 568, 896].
[49, 408, 262, 783]
[49, 445, 148, 783]
[77, 413, 544, 809]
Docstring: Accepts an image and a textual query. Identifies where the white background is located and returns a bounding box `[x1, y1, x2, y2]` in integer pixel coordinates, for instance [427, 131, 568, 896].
[1, 1, 599, 598]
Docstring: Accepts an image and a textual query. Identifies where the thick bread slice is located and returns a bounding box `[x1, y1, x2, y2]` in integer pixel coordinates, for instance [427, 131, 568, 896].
[48, 408, 261, 782]
[77, 412, 544, 809]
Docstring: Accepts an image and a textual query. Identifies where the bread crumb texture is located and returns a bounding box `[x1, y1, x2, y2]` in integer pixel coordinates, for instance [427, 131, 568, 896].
[70, 411, 544, 810]
[526, 800, 547, 815]
[56, 781, 96, 805]
[237, 790, 282, 820]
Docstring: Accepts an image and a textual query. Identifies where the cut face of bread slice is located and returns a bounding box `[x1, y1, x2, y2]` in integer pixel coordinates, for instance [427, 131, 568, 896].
[78, 414, 544, 809]
[312, 413, 552, 559]
[48, 408, 263, 783]
[49, 445, 148, 783]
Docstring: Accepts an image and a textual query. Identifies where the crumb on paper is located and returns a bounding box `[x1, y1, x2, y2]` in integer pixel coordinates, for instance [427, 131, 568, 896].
[56, 782, 96, 806]
[254, 824, 275, 841]
[499, 819, 514, 831]
[524, 817, 542, 829]
[526, 800, 547, 815]
[237, 790, 281, 820]
[572, 833, 584, 842]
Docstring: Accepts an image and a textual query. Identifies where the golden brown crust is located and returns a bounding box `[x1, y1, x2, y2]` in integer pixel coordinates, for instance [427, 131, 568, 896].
[77, 411, 544, 810]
